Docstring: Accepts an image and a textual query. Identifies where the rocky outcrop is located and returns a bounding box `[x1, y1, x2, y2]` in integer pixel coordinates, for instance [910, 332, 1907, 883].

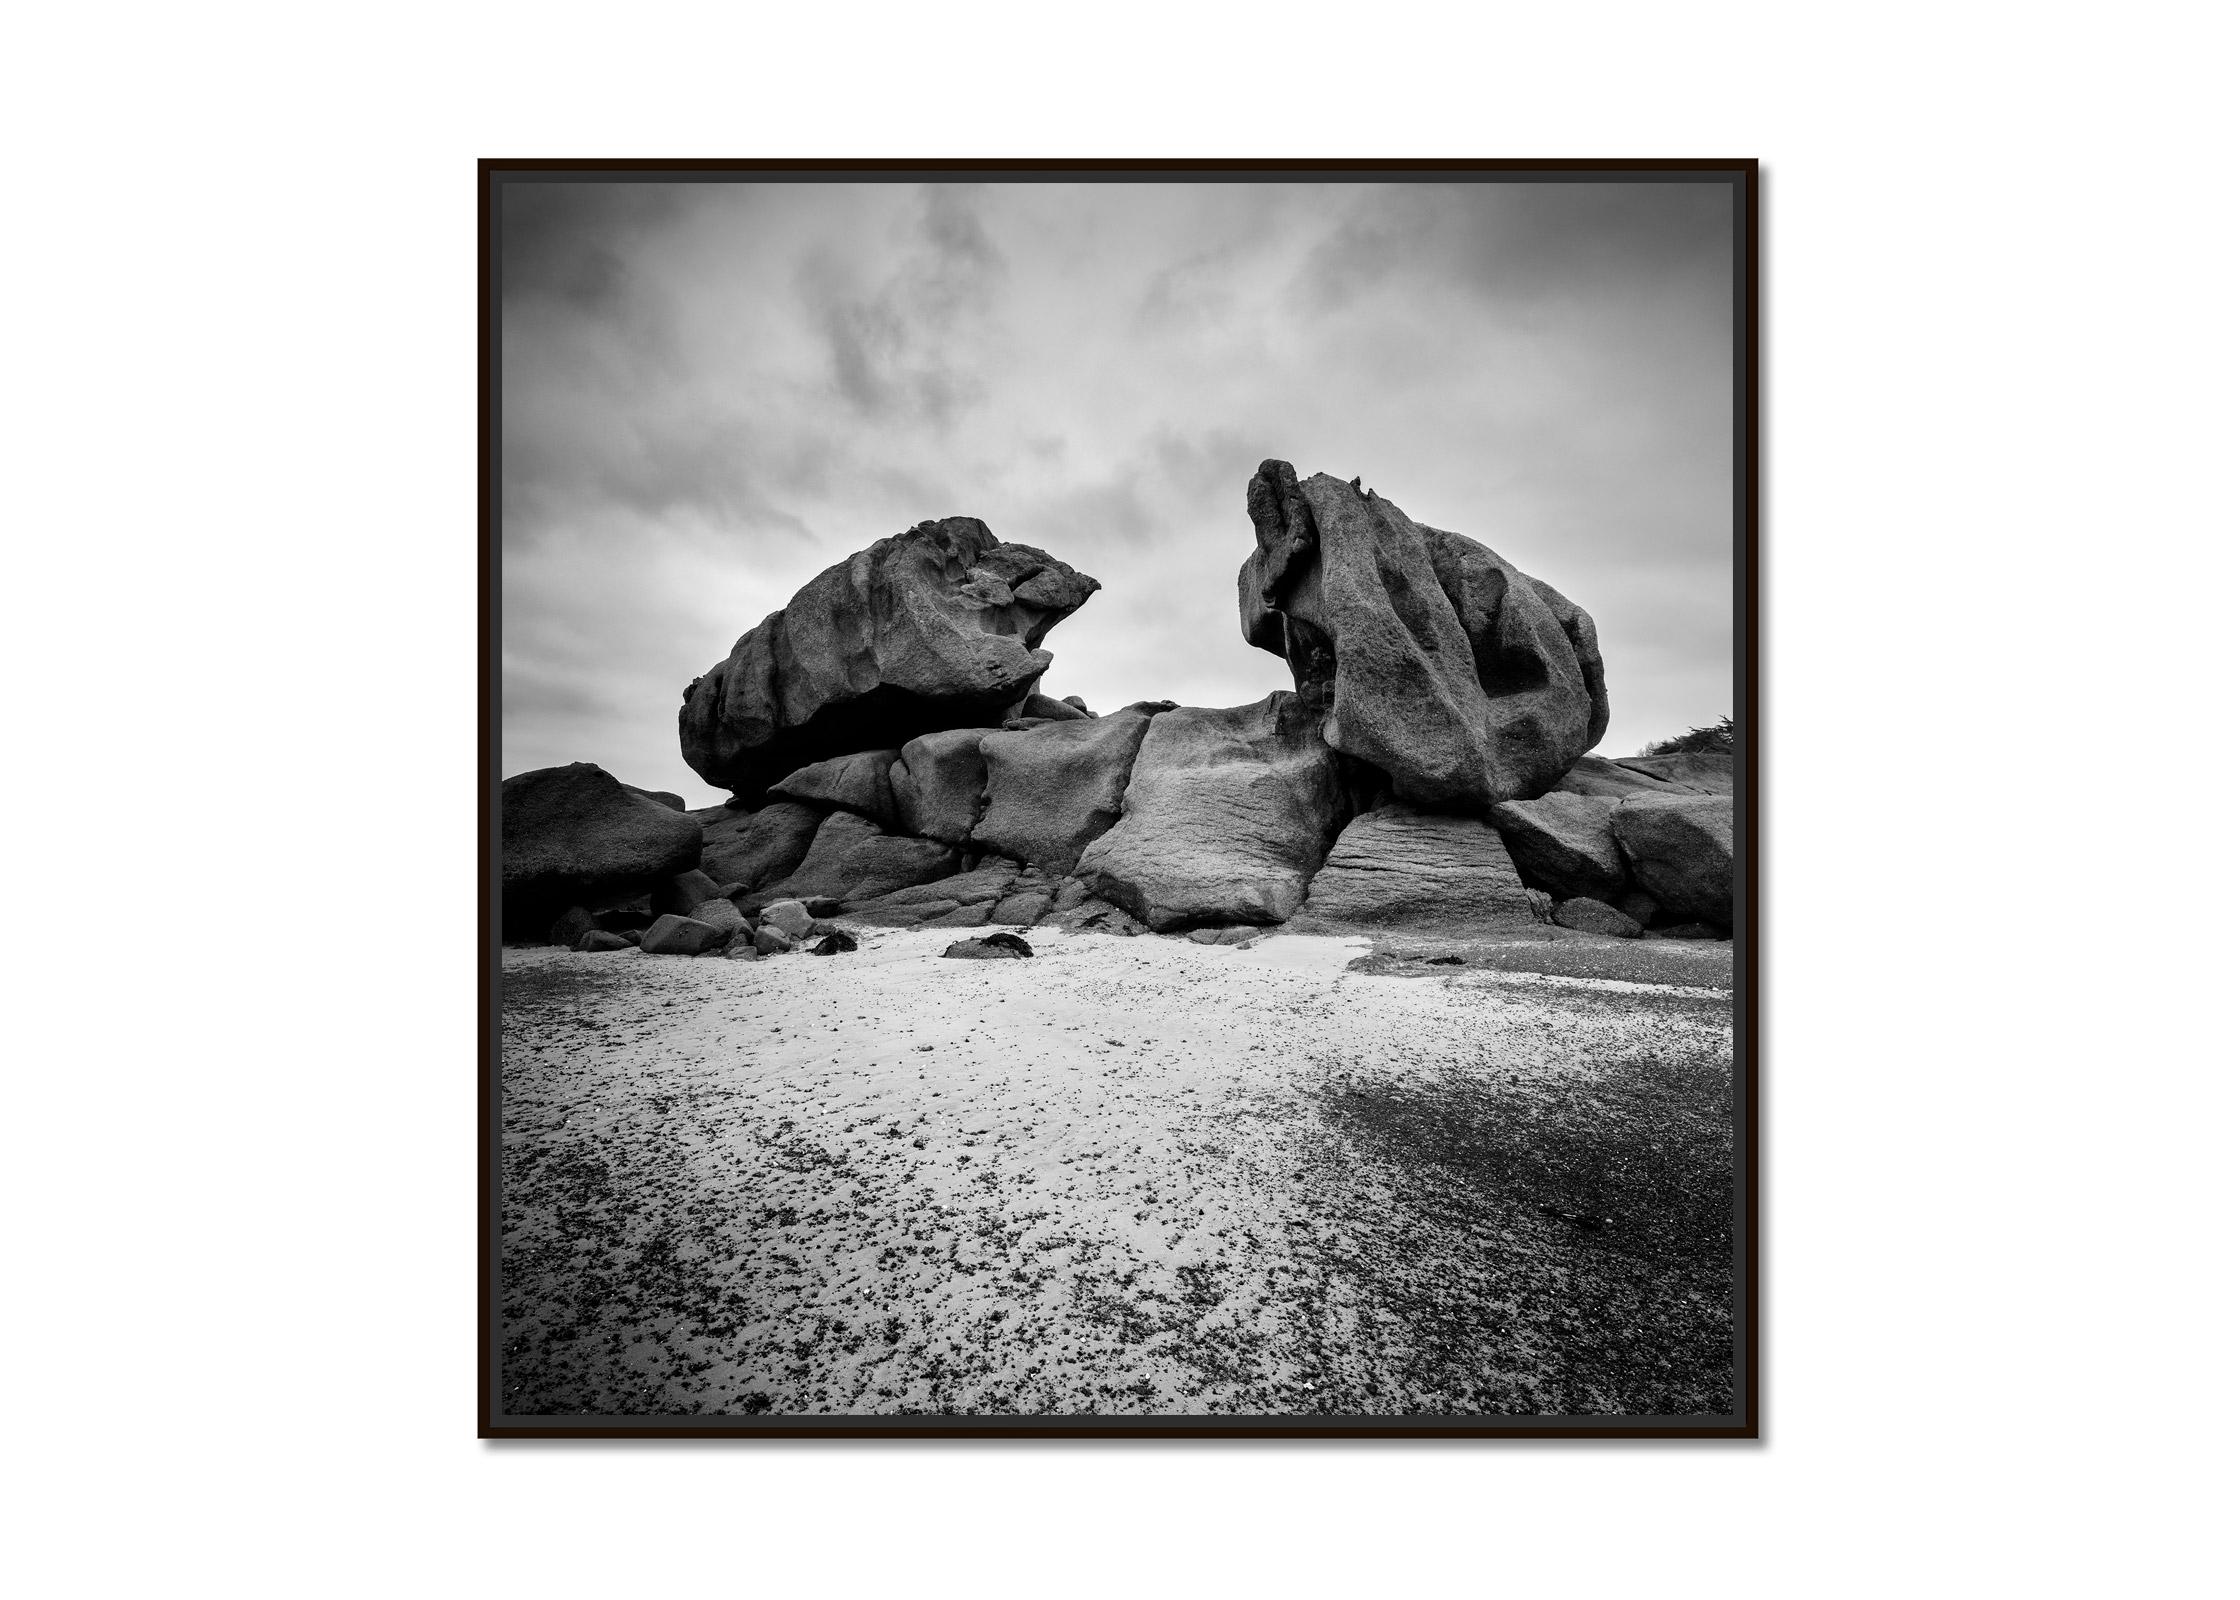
[501, 763, 704, 939]
[1554, 752, 1732, 800]
[1488, 792, 1627, 902]
[1294, 806, 1540, 932]
[887, 728, 990, 846]
[768, 749, 904, 829]
[757, 811, 960, 906]
[680, 518, 1100, 802]
[1075, 692, 1348, 931]
[695, 801, 824, 893]
[1239, 460, 1607, 809]
[1611, 793, 1734, 928]
[844, 862, 1031, 927]
[971, 704, 1164, 875]
[640, 913, 728, 955]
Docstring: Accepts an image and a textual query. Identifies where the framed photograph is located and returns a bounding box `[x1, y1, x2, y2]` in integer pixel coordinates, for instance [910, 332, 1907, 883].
[482, 159, 1757, 1437]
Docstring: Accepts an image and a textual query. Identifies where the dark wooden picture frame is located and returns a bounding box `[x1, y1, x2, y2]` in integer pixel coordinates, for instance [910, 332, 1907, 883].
[480, 158, 1758, 1439]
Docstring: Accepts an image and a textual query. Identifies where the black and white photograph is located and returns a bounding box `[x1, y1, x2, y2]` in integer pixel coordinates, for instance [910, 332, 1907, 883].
[485, 162, 1755, 1434]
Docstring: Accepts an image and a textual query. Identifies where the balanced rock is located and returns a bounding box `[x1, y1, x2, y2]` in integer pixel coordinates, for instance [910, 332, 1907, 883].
[1076, 691, 1347, 931]
[501, 763, 703, 939]
[887, 728, 991, 846]
[972, 704, 1163, 875]
[1552, 897, 1644, 938]
[679, 518, 1100, 802]
[758, 811, 959, 905]
[1611, 793, 1734, 928]
[768, 749, 904, 830]
[1488, 791, 1626, 902]
[640, 913, 728, 956]
[1239, 460, 1608, 807]
[698, 801, 824, 893]
[1295, 806, 1540, 932]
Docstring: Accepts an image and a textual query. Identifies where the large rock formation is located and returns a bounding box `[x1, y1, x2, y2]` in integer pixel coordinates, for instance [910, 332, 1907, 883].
[680, 517, 1100, 802]
[756, 810, 960, 906]
[500, 763, 703, 939]
[971, 704, 1165, 875]
[768, 749, 904, 830]
[1553, 752, 1733, 800]
[1075, 692, 1348, 930]
[1610, 793, 1734, 928]
[1294, 806, 1540, 933]
[1238, 459, 1607, 810]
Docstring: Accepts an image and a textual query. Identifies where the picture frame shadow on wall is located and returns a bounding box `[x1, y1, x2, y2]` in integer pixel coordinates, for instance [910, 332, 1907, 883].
[480, 156, 1759, 1439]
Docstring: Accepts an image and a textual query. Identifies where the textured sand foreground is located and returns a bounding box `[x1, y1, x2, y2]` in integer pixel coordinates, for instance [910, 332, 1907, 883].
[499, 928, 1734, 1417]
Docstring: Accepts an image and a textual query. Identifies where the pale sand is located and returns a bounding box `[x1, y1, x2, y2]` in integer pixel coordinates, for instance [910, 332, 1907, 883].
[499, 927, 1735, 1417]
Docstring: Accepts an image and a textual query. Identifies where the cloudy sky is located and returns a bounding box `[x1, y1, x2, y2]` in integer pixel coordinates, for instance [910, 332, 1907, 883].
[499, 176, 1736, 806]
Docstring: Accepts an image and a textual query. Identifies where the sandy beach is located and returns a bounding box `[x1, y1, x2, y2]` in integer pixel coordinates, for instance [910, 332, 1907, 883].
[499, 928, 1734, 1417]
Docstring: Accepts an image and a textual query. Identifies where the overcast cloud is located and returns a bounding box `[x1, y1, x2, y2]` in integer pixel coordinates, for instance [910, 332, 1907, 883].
[499, 178, 1735, 805]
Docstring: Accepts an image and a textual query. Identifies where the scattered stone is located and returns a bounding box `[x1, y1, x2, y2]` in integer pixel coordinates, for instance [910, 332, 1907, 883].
[972, 705, 1162, 874]
[679, 517, 1100, 801]
[500, 762, 703, 939]
[752, 926, 796, 956]
[810, 930, 859, 955]
[574, 930, 631, 952]
[1552, 897, 1645, 938]
[759, 899, 815, 940]
[1612, 793, 1734, 927]
[1239, 459, 1608, 807]
[640, 914, 729, 956]
[546, 906, 596, 949]
[1296, 806, 1540, 932]
[1076, 691, 1348, 931]
[1488, 792, 1627, 902]
[941, 932, 1035, 960]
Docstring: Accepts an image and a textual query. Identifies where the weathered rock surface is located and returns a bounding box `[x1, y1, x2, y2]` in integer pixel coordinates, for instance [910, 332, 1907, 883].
[697, 801, 825, 893]
[1295, 806, 1540, 932]
[687, 898, 749, 937]
[574, 930, 632, 952]
[501, 763, 704, 938]
[640, 913, 727, 955]
[1041, 895, 1148, 936]
[887, 729, 991, 845]
[1616, 887, 1663, 928]
[680, 517, 1100, 802]
[972, 705, 1162, 875]
[1614, 752, 1733, 793]
[988, 890, 1052, 926]
[1488, 792, 1627, 902]
[1239, 460, 1608, 808]
[1551, 755, 1676, 800]
[1018, 693, 1090, 721]
[752, 926, 796, 955]
[1076, 692, 1347, 931]
[653, 869, 724, 916]
[1611, 793, 1734, 928]
[621, 784, 687, 811]
[1553, 897, 1645, 938]
[768, 749, 904, 829]
[546, 906, 596, 950]
[759, 811, 960, 905]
